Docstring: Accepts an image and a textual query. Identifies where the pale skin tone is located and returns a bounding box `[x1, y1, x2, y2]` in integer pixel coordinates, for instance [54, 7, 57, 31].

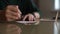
[5, 5, 40, 22]
[5, 5, 40, 34]
[6, 5, 22, 21]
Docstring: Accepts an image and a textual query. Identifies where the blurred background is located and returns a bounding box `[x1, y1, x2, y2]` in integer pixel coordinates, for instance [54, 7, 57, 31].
[0, 0, 60, 34]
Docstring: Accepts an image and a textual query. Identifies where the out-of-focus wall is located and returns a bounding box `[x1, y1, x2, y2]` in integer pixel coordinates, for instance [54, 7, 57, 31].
[39, 0, 60, 19]
[37, 0, 56, 34]
[0, 0, 55, 34]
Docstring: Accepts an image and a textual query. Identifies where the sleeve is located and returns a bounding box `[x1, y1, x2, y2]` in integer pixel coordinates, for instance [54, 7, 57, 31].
[31, 0, 41, 14]
[0, 0, 6, 10]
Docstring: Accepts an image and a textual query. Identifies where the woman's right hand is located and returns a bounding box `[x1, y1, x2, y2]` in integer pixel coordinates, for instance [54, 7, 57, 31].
[5, 5, 22, 21]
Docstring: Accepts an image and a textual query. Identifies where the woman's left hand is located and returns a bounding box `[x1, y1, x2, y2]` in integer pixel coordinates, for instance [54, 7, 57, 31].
[23, 12, 40, 25]
[33, 12, 40, 25]
[23, 14, 35, 21]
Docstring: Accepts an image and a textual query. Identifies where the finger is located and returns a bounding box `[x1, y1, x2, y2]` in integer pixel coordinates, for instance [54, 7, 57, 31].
[6, 10, 21, 20]
[29, 16, 33, 21]
[30, 17, 35, 21]
[6, 8, 21, 14]
[28, 15, 35, 21]
[6, 5, 22, 14]
[17, 9, 22, 18]
[6, 11, 17, 16]
[6, 5, 18, 10]
[9, 9, 22, 18]
[17, 8, 22, 15]
[6, 14, 19, 20]
[23, 15, 28, 21]
[6, 15, 18, 20]
[6, 10, 21, 18]
[6, 7, 22, 18]
[6, 5, 17, 12]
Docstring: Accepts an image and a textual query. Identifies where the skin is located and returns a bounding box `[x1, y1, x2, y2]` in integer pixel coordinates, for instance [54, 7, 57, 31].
[6, 5, 22, 21]
[5, 5, 40, 21]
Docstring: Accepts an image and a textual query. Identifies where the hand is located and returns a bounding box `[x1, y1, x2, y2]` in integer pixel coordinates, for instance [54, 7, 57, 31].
[23, 13, 35, 25]
[5, 5, 22, 21]
[33, 12, 40, 25]
[23, 13, 35, 21]
[34, 12, 40, 20]
[23, 12, 40, 25]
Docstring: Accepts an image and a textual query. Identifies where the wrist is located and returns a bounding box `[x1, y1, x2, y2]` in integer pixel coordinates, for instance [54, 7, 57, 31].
[33, 12, 40, 19]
